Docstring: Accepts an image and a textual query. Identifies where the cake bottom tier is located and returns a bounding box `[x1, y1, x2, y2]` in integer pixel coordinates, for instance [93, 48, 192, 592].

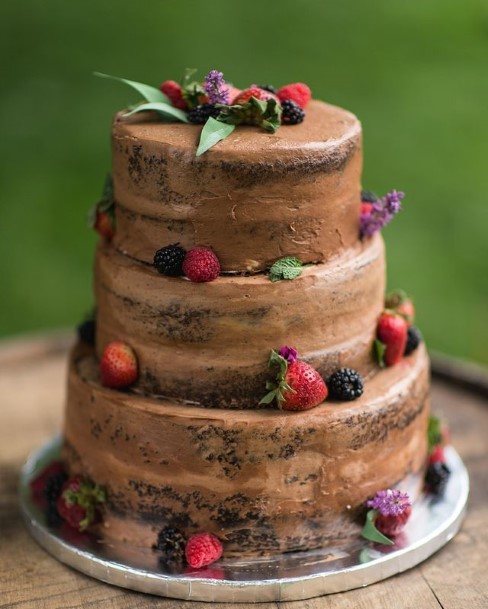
[62, 344, 430, 557]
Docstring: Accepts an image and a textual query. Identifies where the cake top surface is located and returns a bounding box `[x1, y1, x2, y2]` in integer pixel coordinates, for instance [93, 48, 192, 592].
[113, 100, 361, 160]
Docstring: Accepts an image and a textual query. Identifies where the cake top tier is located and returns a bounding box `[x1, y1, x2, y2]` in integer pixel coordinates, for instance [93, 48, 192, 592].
[113, 100, 361, 163]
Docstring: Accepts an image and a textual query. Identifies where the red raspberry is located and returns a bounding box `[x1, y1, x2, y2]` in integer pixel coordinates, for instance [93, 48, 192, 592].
[361, 202, 373, 215]
[429, 445, 446, 465]
[94, 210, 114, 241]
[160, 80, 187, 110]
[277, 83, 312, 109]
[182, 247, 221, 283]
[100, 341, 138, 388]
[232, 86, 278, 106]
[375, 506, 412, 537]
[185, 532, 223, 569]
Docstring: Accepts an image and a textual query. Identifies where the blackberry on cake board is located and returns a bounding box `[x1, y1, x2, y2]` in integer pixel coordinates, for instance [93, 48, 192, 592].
[153, 243, 187, 276]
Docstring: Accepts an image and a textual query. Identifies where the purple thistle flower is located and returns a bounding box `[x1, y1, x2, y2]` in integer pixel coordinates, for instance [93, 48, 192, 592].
[204, 69, 229, 105]
[360, 190, 405, 238]
[278, 346, 298, 363]
[366, 489, 411, 517]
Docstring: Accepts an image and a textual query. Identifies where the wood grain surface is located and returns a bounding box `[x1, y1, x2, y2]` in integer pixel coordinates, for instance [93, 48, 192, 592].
[0, 333, 486, 609]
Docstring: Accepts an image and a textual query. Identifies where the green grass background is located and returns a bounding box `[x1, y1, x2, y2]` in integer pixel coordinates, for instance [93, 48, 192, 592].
[1, 0, 487, 363]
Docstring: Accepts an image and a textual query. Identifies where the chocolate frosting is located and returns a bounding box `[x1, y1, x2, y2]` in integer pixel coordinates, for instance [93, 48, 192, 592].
[63, 344, 429, 556]
[94, 234, 385, 408]
[111, 100, 362, 272]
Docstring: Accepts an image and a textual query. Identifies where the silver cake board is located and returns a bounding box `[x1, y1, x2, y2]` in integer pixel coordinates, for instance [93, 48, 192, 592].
[20, 437, 468, 603]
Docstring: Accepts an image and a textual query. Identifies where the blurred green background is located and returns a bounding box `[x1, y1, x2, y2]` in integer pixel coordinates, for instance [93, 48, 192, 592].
[1, 0, 487, 363]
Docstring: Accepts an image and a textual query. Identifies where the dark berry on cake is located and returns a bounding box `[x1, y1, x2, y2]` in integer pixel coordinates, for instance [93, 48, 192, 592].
[44, 469, 68, 527]
[188, 103, 220, 124]
[361, 190, 378, 203]
[257, 84, 277, 94]
[153, 243, 187, 276]
[404, 326, 423, 355]
[153, 526, 186, 564]
[425, 462, 451, 496]
[281, 100, 305, 125]
[77, 318, 96, 346]
[327, 368, 364, 401]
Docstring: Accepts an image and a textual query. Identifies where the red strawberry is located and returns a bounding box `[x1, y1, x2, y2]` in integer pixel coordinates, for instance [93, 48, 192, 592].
[94, 210, 114, 241]
[277, 83, 312, 109]
[232, 86, 279, 106]
[385, 290, 415, 325]
[375, 506, 412, 537]
[260, 350, 328, 411]
[160, 80, 187, 110]
[377, 311, 408, 366]
[429, 445, 446, 465]
[182, 246, 221, 283]
[361, 202, 373, 215]
[30, 461, 65, 507]
[100, 341, 138, 388]
[185, 532, 223, 569]
[56, 476, 106, 531]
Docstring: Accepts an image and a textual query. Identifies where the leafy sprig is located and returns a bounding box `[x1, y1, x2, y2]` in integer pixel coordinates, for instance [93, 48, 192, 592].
[361, 509, 394, 545]
[269, 257, 304, 282]
[373, 339, 386, 367]
[259, 350, 294, 407]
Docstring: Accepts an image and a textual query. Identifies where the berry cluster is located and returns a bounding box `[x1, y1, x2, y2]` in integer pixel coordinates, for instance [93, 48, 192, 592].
[425, 415, 451, 495]
[153, 243, 221, 283]
[154, 528, 223, 570]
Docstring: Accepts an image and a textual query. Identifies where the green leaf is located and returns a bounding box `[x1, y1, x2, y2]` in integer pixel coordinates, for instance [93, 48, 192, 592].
[94, 71, 169, 104]
[196, 118, 235, 156]
[361, 509, 394, 545]
[124, 102, 189, 123]
[269, 257, 304, 282]
[428, 415, 442, 451]
[181, 68, 206, 109]
[259, 389, 278, 405]
[87, 173, 114, 228]
[374, 339, 386, 367]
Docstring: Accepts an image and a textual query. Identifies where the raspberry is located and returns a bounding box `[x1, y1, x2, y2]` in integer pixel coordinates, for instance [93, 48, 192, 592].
[281, 99, 305, 125]
[153, 243, 186, 276]
[185, 532, 223, 569]
[425, 462, 451, 496]
[404, 326, 422, 355]
[188, 104, 220, 124]
[160, 80, 187, 110]
[428, 445, 446, 465]
[375, 506, 412, 537]
[182, 247, 221, 283]
[361, 202, 373, 215]
[327, 368, 364, 401]
[277, 82, 312, 109]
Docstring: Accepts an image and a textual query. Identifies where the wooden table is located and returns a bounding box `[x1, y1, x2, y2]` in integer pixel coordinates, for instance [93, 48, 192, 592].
[1, 334, 487, 608]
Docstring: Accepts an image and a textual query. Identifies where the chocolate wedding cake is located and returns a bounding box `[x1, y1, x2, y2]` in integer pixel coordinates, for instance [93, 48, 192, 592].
[56, 72, 432, 563]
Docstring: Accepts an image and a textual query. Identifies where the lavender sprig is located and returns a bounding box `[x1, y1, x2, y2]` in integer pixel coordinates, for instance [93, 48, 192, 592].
[204, 69, 229, 105]
[360, 190, 405, 238]
[366, 489, 411, 517]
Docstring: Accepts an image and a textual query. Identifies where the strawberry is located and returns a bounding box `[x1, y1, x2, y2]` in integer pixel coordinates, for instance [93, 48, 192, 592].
[428, 445, 446, 465]
[377, 311, 408, 367]
[232, 86, 279, 106]
[385, 290, 415, 325]
[375, 506, 412, 537]
[160, 80, 187, 110]
[182, 246, 221, 283]
[277, 83, 312, 109]
[260, 349, 328, 411]
[185, 532, 223, 569]
[56, 476, 106, 531]
[94, 210, 114, 241]
[100, 341, 138, 388]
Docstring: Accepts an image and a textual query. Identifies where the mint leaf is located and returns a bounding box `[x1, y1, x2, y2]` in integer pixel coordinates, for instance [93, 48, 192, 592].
[374, 339, 386, 367]
[94, 72, 169, 104]
[196, 118, 235, 156]
[124, 102, 188, 123]
[361, 509, 394, 545]
[269, 257, 304, 282]
[428, 415, 442, 451]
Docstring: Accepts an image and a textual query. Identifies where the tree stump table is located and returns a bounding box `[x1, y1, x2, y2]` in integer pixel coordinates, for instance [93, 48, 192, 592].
[1, 333, 487, 608]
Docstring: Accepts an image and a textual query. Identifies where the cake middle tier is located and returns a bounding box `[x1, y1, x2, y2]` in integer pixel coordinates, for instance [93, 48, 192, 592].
[95, 234, 385, 408]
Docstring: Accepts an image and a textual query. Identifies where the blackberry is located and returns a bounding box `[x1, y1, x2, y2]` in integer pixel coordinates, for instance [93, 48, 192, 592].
[153, 244, 186, 276]
[187, 104, 220, 124]
[281, 99, 305, 125]
[327, 368, 364, 401]
[44, 470, 67, 528]
[77, 318, 96, 345]
[46, 503, 64, 527]
[257, 84, 277, 94]
[405, 326, 422, 355]
[361, 190, 378, 203]
[425, 462, 451, 496]
[153, 527, 186, 565]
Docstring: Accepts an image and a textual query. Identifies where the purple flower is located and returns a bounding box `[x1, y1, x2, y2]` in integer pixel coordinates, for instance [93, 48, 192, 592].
[278, 346, 298, 363]
[360, 190, 405, 238]
[366, 489, 411, 517]
[204, 69, 229, 105]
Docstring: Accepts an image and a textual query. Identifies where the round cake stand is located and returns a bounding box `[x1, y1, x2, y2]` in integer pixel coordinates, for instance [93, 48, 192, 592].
[20, 437, 468, 603]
